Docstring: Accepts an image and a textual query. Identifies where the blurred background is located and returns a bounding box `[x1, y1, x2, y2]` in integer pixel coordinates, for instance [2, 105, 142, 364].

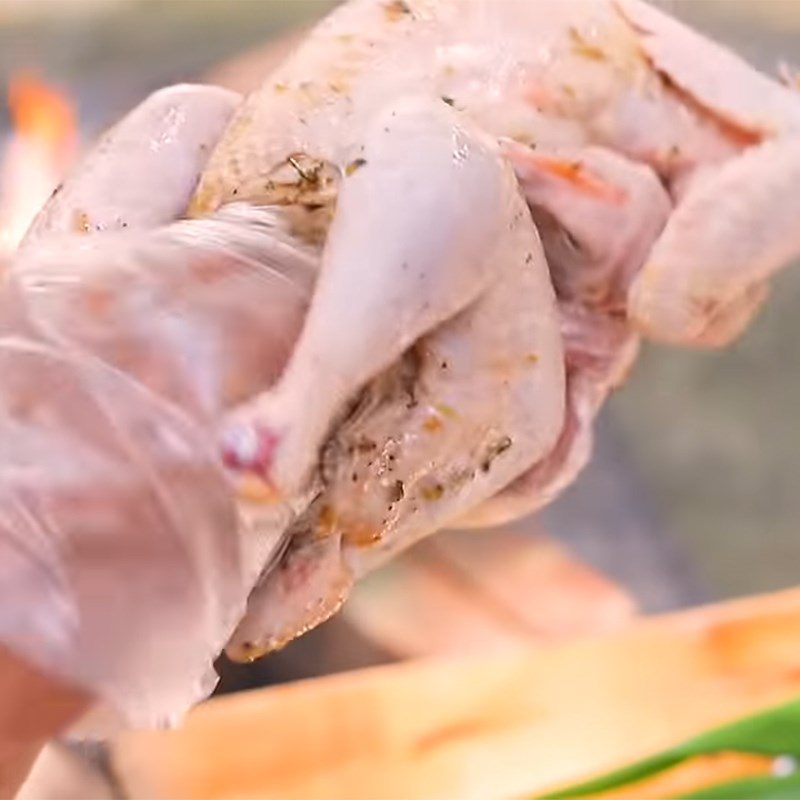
[0, 0, 798, 690]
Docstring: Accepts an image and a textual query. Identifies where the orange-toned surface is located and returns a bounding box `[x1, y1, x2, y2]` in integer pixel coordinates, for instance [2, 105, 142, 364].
[113, 588, 800, 800]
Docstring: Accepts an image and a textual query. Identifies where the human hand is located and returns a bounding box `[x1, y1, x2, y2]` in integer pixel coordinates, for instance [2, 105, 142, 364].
[0, 83, 317, 730]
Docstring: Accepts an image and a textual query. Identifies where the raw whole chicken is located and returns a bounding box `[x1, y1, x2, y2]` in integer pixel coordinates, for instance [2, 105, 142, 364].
[188, 0, 800, 658]
[7, 0, 800, 713]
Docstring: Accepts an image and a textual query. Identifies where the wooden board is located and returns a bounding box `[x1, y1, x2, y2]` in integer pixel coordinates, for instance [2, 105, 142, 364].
[113, 587, 800, 800]
[343, 528, 635, 658]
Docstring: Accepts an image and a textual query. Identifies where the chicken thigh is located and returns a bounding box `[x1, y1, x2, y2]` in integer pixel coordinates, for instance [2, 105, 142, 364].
[221, 98, 566, 656]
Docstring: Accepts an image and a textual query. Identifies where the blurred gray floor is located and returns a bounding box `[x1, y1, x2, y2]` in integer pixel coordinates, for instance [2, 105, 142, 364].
[0, 0, 798, 639]
[533, 0, 800, 610]
[534, 0, 800, 610]
[611, 1, 800, 602]
[0, 1, 336, 137]
[541, 414, 705, 613]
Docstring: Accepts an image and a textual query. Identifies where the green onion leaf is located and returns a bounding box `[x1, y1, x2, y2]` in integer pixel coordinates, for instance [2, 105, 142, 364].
[538, 698, 800, 799]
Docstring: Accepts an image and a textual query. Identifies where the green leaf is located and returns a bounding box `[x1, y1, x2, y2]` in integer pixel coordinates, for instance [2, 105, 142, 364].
[538, 750, 685, 799]
[537, 698, 800, 799]
[678, 698, 800, 758]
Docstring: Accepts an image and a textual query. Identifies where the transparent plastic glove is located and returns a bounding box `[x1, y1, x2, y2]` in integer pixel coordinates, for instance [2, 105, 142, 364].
[0, 86, 317, 730]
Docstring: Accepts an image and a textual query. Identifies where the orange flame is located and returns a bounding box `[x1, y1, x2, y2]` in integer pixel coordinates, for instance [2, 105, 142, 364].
[0, 72, 78, 254]
[7, 72, 77, 158]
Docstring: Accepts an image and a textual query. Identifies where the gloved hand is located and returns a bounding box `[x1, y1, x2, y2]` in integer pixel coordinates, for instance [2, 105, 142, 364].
[0, 84, 318, 730]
